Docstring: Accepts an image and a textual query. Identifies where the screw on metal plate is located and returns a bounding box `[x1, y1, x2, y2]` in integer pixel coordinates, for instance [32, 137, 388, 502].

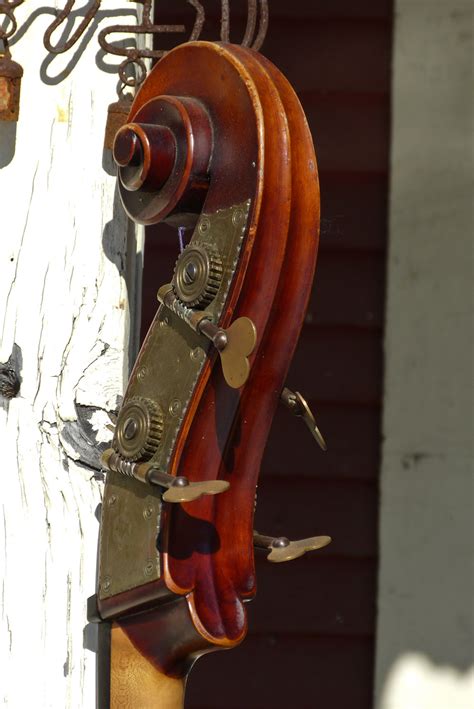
[101, 448, 230, 504]
[168, 398, 182, 417]
[190, 347, 202, 361]
[253, 532, 331, 563]
[280, 387, 327, 451]
[143, 560, 154, 576]
[143, 505, 154, 519]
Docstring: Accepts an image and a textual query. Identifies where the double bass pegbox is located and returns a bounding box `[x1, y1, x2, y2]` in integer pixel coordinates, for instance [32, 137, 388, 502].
[98, 42, 327, 688]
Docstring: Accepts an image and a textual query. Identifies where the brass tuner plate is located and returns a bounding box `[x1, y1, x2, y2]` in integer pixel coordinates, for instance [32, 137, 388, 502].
[116, 199, 251, 476]
[99, 201, 251, 602]
[99, 471, 163, 600]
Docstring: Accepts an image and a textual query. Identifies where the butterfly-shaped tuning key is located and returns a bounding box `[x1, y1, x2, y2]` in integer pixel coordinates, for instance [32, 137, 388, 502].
[157, 284, 257, 389]
[253, 532, 331, 562]
[200, 316, 257, 389]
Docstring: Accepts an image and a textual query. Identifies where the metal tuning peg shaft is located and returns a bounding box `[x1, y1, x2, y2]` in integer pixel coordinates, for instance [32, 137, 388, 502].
[253, 531, 332, 563]
[157, 284, 257, 389]
[101, 449, 229, 503]
[280, 387, 327, 451]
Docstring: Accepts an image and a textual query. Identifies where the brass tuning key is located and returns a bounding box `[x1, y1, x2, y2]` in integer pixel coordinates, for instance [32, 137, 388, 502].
[280, 387, 327, 451]
[253, 532, 332, 563]
[101, 449, 230, 503]
[157, 284, 257, 389]
[159, 475, 230, 504]
[200, 315, 257, 389]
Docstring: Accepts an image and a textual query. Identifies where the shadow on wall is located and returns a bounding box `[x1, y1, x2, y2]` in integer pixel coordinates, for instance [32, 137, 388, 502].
[379, 653, 474, 709]
[0, 4, 137, 168]
[101, 180, 144, 368]
[0, 122, 17, 167]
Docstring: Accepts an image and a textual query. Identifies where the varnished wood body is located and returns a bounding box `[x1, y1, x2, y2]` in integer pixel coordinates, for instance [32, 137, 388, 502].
[101, 40, 320, 699]
[163, 42, 319, 647]
[111, 624, 185, 708]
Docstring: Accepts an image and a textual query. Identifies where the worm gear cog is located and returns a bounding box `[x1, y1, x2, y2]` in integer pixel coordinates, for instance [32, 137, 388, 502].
[173, 242, 223, 309]
[113, 396, 163, 462]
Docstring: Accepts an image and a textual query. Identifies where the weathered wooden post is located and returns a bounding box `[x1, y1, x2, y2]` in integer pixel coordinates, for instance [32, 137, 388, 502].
[0, 3, 143, 705]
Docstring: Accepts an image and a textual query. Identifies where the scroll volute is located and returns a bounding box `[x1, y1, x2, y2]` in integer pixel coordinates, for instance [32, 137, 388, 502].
[113, 42, 320, 650]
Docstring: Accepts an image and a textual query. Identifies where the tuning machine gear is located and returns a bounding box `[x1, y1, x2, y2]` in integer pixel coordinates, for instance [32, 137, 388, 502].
[253, 531, 331, 562]
[173, 242, 223, 309]
[113, 396, 164, 462]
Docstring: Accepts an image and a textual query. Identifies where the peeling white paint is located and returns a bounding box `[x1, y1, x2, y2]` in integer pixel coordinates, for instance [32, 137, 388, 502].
[0, 3, 144, 706]
[87, 409, 116, 445]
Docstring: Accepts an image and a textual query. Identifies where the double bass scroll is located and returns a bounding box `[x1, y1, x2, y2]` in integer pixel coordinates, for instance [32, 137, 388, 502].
[92, 41, 330, 707]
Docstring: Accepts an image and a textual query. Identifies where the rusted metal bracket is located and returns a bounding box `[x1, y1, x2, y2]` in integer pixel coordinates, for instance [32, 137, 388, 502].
[0, 0, 25, 120]
[43, 0, 269, 94]
[0, 1, 269, 127]
[43, 0, 101, 55]
[0, 0, 24, 50]
[43, 1, 269, 146]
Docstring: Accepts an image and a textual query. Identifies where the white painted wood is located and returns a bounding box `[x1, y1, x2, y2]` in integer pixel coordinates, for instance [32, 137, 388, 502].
[375, 1, 473, 707]
[0, 4, 145, 706]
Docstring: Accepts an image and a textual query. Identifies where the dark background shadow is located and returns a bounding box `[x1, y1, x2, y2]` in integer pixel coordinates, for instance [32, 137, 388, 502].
[0, 122, 17, 168]
[140, 1, 393, 707]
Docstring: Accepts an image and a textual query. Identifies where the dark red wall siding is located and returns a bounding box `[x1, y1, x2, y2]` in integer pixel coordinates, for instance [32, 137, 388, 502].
[142, 2, 393, 706]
